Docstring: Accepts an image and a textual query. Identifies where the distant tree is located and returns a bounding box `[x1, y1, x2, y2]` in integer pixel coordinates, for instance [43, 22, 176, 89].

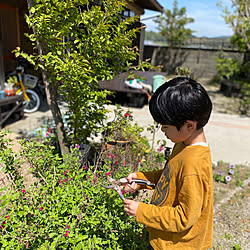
[155, 0, 194, 47]
[150, 1, 195, 74]
[145, 31, 165, 43]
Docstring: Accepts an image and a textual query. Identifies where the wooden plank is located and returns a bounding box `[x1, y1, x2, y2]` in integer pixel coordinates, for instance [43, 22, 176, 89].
[0, 95, 23, 128]
[0, 100, 21, 126]
[0, 95, 23, 106]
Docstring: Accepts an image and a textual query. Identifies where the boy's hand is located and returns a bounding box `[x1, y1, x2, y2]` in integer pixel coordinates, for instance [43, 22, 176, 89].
[122, 173, 137, 193]
[124, 199, 140, 217]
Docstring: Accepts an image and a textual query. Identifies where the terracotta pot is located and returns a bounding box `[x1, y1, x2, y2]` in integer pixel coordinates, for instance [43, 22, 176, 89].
[106, 140, 131, 149]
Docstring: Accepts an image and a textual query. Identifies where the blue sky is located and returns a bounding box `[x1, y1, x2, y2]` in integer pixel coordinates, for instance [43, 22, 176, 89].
[141, 0, 234, 38]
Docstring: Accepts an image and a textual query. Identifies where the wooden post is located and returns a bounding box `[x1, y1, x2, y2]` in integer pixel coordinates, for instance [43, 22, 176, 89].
[0, 25, 5, 90]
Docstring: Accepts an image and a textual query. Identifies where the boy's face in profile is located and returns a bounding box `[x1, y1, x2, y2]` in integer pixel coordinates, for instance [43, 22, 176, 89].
[161, 121, 197, 144]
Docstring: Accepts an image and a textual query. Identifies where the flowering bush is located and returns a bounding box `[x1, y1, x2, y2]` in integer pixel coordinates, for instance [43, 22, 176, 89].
[0, 132, 150, 249]
[100, 106, 165, 176]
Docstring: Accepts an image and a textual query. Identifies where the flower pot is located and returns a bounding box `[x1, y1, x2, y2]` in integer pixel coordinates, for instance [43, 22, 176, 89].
[106, 140, 131, 150]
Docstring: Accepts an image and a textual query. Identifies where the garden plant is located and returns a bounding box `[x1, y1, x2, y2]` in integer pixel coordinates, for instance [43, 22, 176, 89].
[17, 0, 151, 154]
[0, 107, 166, 249]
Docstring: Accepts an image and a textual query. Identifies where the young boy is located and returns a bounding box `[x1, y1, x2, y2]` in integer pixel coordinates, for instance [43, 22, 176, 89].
[123, 77, 213, 249]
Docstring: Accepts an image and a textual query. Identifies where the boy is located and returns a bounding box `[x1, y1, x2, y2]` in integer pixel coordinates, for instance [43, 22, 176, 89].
[123, 77, 213, 249]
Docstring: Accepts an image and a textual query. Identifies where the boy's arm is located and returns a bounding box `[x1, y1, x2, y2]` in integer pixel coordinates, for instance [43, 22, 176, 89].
[136, 175, 209, 232]
[135, 169, 163, 190]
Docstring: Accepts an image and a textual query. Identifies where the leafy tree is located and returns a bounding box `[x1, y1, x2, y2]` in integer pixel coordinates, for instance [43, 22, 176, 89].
[151, 1, 194, 73]
[17, 0, 150, 154]
[218, 0, 249, 52]
[217, 0, 250, 114]
[155, 0, 194, 47]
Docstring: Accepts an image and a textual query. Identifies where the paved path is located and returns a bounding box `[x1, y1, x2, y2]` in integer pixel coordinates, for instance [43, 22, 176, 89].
[4, 104, 250, 166]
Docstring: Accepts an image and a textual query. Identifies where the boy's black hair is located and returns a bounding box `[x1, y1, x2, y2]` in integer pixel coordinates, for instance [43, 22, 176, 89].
[149, 77, 212, 130]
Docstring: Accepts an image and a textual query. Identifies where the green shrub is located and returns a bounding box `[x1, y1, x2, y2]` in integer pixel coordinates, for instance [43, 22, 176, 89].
[0, 106, 166, 249]
[0, 132, 152, 249]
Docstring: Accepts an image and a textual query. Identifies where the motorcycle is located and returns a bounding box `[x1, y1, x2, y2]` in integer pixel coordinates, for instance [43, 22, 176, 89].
[5, 58, 45, 113]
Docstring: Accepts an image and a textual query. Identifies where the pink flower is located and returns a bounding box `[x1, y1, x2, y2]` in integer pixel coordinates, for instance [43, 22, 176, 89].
[22, 189, 27, 194]
[124, 161, 127, 166]
[42, 193, 45, 195]
[138, 159, 142, 163]
[59, 180, 62, 184]
[63, 179, 66, 182]
[63, 172, 66, 175]
[46, 133, 49, 137]
[39, 207, 43, 211]
[65, 230, 70, 237]
[122, 190, 125, 194]
[92, 176, 98, 183]
[125, 112, 132, 117]
[116, 161, 119, 165]
[0, 178, 3, 181]
[76, 144, 80, 148]
[83, 166, 87, 170]
[113, 154, 116, 159]
[105, 172, 111, 176]
[5, 215, 9, 220]
[108, 153, 112, 158]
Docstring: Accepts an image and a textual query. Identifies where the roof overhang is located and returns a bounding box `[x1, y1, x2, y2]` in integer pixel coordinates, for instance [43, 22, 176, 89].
[134, 0, 164, 13]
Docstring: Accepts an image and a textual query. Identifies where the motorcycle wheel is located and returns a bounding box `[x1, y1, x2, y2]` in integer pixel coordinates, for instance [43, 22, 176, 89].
[16, 89, 40, 113]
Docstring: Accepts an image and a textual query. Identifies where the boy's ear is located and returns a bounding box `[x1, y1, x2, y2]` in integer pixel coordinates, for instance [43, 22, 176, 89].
[185, 120, 197, 130]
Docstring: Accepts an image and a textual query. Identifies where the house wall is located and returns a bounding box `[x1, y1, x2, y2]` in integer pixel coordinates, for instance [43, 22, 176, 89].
[143, 45, 244, 79]
[0, 0, 33, 75]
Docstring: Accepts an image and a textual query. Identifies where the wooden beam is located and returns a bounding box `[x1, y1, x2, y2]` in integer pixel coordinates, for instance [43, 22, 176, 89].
[0, 26, 5, 89]
[126, 2, 144, 15]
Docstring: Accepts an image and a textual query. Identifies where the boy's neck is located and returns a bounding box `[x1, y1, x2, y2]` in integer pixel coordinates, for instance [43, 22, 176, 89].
[183, 128, 206, 146]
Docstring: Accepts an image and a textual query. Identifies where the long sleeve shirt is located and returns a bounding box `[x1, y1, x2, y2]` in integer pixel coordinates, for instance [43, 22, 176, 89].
[135, 142, 213, 249]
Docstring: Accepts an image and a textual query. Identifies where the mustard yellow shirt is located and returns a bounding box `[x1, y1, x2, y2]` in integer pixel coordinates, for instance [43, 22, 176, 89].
[136, 142, 213, 249]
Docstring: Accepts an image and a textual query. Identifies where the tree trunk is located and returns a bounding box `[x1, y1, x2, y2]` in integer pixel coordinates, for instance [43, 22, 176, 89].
[26, 0, 69, 155]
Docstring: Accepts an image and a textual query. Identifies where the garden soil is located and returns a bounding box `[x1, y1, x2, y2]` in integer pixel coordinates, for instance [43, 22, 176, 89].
[1, 79, 250, 249]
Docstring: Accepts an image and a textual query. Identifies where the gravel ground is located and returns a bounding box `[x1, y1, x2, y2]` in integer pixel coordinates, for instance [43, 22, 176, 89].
[212, 184, 250, 250]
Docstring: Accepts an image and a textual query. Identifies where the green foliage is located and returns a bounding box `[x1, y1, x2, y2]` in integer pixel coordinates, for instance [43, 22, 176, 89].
[213, 162, 243, 186]
[215, 52, 240, 80]
[0, 130, 24, 188]
[15, 0, 151, 147]
[0, 107, 166, 249]
[217, 0, 250, 115]
[215, 51, 250, 115]
[237, 79, 250, 115]
[217, 0, 250, 52]
[155, 0, 194, 47]
[0, 130, 151, 249]
[175, 66, 192, 78]
[232, 243, 241, 250]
